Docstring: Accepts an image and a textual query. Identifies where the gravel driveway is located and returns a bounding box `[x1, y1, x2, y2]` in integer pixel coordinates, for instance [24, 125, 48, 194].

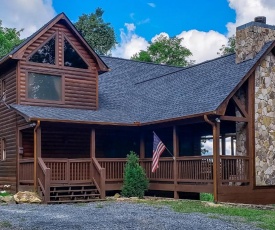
[0, 201, 261, 230]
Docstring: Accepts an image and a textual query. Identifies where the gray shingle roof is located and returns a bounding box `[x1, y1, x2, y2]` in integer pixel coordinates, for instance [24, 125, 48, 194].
[10, 41, 274, 125]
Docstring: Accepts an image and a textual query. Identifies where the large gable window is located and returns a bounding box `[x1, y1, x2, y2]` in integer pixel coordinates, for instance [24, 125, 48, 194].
[64, 38, 88, 69]
[29, 37, 56, 65]
[28, 73, 62, 101]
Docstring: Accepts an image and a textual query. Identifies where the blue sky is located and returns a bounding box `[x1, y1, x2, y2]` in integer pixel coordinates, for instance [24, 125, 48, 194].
[52, 0, 235, 41]
[1, 0, 275, 63]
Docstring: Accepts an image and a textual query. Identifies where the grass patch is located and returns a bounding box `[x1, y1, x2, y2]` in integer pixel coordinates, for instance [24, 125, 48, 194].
[137, 199, 275, 230]
[0, 220, 12, 228]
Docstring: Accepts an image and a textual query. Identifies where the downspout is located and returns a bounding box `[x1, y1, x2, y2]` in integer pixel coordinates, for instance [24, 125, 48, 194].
[204, 115, 220, 203]
[33, 120, 40, 191]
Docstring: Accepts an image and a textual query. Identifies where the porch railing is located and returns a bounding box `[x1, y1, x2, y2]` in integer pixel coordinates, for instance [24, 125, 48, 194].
[142, 158, 174, 181]
[92, 158, 106, 199]
[177, 156, 213, 183]
[97, 158, 127, 182]
[97, 156, 249, 186]
[220, 155, 249, 184]
[37, 157, 51, 203]
[43, 158, 92, 184]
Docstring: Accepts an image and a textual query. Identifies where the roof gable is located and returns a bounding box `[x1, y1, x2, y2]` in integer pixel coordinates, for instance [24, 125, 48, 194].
[0, 13, 108, 72]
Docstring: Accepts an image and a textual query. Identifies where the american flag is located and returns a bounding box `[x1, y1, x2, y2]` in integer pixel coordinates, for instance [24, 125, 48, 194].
[152, 132, 166, 173]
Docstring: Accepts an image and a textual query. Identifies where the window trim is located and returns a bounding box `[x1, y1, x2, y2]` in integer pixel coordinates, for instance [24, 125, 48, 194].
[0, 138, 6, 161]
[25, 71, 65, 105]
[27, 33, 57, 67]
[62, 34, 90, 70]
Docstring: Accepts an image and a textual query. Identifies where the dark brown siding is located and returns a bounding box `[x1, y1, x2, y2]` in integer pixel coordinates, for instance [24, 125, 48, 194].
[19, 22, 98, 110]
[0, 67, 17, 191]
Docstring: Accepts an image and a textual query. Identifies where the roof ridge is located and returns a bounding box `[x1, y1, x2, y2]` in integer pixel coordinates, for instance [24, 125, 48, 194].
[135, 52, 236, 85]
[100, 55, 184, 68]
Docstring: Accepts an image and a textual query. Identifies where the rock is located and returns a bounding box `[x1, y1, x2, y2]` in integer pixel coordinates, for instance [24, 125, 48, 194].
[114, 193, 120, 198]
[0, 195, 14, 203]
[204, 202, 223, 207]
[13, 191, 42, 204]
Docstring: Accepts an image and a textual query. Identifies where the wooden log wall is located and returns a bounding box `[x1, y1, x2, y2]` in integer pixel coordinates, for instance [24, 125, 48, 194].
[19, 21, 98, 109]
[40, 125, 90, 158]
[0, 66, 17, 191]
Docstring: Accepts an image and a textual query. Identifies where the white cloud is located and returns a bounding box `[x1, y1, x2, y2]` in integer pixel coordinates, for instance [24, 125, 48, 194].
[227, 0, 275, 36]
[147, 3, 156, 8]
[112, 23, 149, 59]
[0, 0, 56, 38]
[178, 30, 228, 63]
[151, 32, 169, 42]
[114, 0, 275, 63]
[125, 23, 136, 32]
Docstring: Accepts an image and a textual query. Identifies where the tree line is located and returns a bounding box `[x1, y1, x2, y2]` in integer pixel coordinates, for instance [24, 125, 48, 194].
[0, 8, 235, 66]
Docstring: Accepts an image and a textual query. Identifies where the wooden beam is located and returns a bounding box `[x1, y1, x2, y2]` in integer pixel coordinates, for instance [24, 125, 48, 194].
[90, 128, 95, 158]
[221, 135, 226, 156]
[173, 126, 179, 199]
[248, 72, 255, 189]
[213, 121, 220, 203]
[232, 95, 248, 118]
[33, 120, 40, 192]
[220, 116, 248, 122]
[36, 127, 41, 158]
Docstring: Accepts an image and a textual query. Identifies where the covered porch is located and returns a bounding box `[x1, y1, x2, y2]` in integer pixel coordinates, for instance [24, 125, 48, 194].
[17, 117, 250, 203]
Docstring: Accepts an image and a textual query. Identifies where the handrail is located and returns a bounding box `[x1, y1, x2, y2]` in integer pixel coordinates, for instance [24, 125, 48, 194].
[92, 157, 106, 199]
[37, 157, 51, 203]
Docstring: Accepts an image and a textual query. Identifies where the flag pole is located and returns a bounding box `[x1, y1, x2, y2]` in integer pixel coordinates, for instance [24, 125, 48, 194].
[165, 147, 175, 160]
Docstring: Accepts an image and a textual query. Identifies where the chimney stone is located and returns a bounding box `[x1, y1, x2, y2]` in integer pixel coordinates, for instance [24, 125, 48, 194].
[235, 17, 275, 64]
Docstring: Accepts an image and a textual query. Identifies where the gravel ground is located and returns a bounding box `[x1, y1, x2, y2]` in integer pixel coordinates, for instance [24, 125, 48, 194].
[0, 201, 262, 230]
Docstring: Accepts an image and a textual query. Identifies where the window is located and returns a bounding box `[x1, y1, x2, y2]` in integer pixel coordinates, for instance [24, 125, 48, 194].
[0, 138, 6, 161]
[64, 38, 88, 69]
[29, 37, 56, 64]
[28, 73, 62, 101]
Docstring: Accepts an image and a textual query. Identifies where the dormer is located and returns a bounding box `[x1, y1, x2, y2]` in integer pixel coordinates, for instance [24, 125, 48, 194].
[2, 13, 109, 110]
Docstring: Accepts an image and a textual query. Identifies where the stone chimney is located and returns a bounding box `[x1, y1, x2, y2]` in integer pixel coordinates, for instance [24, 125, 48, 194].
[235, 16, 275, 64]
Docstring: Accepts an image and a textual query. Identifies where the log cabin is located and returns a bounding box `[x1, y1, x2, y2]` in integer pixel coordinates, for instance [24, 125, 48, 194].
[0, 14, 275, 204]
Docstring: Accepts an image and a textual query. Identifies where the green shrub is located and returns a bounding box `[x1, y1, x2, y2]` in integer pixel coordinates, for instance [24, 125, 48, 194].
[200, 193, 214, 202]
[121, 151, 149, 198]
[0, 191, 11, 197]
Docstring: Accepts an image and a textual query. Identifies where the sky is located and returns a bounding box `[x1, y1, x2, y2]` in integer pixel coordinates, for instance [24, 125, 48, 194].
[1, 0, 275, 63]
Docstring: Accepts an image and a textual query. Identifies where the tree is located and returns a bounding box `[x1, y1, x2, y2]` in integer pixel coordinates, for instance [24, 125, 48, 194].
[218, 35, 236, 56]
[121, 151, 149, 198]
[74, 8, 116, 55]
[0, 20, 23, 59]
[131, 35, 194, 67]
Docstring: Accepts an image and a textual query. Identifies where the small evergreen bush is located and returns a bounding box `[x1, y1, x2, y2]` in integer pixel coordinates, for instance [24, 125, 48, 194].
[200, 193, 214, 202]
[121, 151, 149, 198]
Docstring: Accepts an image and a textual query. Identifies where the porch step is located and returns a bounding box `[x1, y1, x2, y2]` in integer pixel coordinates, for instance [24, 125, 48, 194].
[48, 199, 106, 204]
[48, 184, 101, 204]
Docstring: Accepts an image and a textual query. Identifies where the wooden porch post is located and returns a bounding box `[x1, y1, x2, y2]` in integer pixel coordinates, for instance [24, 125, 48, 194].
[204, 115, 220, 203]
[90, 128, 96, 158]
[33, 121, 41, 191]
[90, 128, 95, 180]
[173, 126, 179, 199]
[213, 120, 220, 203]
[140, 132, 145, 167]
[247, 72, 255, 188]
